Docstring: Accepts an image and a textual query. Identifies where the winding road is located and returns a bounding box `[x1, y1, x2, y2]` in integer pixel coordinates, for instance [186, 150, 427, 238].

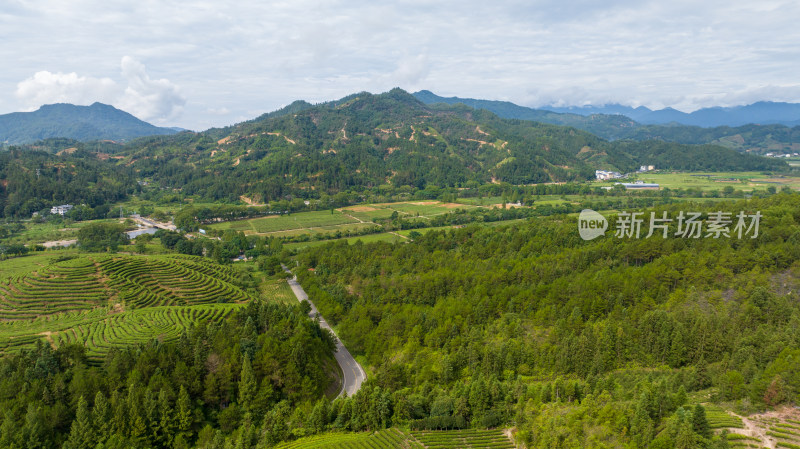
[282, 264, 366, 397]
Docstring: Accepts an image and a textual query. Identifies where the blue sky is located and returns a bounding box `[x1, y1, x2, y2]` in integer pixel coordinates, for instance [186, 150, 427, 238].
[1, 0, 799, 130]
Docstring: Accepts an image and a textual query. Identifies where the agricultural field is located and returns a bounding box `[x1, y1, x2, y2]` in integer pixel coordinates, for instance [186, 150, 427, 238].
[1, 218, 122, 246]
[273, 428, 513, 448]
[284, 232, 406, 251]
[705, 405, 800, 449]
[209, 201, 478, 238]
[209, 210, 360, 234]
[0, 252, 258, 359]
[629, 171, 800, 191]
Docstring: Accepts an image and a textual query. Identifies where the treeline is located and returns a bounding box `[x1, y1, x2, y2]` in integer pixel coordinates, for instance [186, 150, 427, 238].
[295, 192, 800, 447]
[0, 148, 138, 218]
[0, 300, 336, 448]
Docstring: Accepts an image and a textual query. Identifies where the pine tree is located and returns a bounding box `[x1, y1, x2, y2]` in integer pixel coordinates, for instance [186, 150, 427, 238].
[64, 395, 94, 449]
[0, 410, 18, 448]
[110, 390, 126, 437]
[22, 404, 46, 449]
[238, 357, 256, 412]
[692, 404, 711, 439]
[177, 385, 193, 439]
[674, 419, 696, 449]
[92, 391, 111, 445]
[674, 385, 687, 408]
[157, 389, 175, 447]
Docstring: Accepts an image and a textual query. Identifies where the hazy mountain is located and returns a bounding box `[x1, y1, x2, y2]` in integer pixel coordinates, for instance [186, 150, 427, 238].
[0, 102, 179, 145]
[414, 90, 800, 152]
[413, 90, 640, 140]
[544, 101, 800, 127]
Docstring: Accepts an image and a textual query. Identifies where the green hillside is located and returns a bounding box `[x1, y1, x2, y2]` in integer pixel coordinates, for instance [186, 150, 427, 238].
[107, 89, 786, 203]
[0, 253, 253, 359]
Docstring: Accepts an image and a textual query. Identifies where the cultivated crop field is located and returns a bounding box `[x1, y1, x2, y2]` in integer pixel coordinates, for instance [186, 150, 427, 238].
[705, 405, 800, 449]
[274, 428, 513, 448]
[632, 171, 800, 191]
[209, 201, 477, 237]
[210, 210, 360, 234]
[0, 253, 255, 359]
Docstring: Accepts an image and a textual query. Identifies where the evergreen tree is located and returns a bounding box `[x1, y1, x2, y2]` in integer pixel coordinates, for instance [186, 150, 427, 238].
[177, 385, 193, 440]
[64, 395, 94, 449]
[692, 404, 711, 439]
[238, 357, 256, 412]
[92, 391, 111, 445]
[0, 410, 18, 448]
[158, 388, 176, 447]
[674, 385, 687, 408]
[22, 404, 46, 449]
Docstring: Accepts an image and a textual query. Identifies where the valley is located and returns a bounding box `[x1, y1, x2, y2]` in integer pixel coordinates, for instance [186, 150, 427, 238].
[0, 89, 798, 449]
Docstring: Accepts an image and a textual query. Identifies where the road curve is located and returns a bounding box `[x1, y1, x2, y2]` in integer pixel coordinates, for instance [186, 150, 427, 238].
[282, 264, 366, 398]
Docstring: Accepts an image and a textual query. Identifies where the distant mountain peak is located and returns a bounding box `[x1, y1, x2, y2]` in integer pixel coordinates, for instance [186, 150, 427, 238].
[0, 102, 178, 145]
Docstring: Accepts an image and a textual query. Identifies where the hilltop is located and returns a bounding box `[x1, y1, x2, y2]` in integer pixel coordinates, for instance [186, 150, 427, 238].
[105, 89, 785, 203]
[0, 102, 179, 145]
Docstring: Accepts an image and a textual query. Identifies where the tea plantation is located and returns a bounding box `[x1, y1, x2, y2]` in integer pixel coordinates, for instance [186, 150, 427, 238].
[0, 253, 254, 359]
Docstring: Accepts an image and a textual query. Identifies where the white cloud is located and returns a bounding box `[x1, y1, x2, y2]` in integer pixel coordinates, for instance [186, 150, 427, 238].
[3, 1, 800, 127]
[15, 71, 117, 109]
[117, 56, 185, 123]
[14, 57, 185, 123]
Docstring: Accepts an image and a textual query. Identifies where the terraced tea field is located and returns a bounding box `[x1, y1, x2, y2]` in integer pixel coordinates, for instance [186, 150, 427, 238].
[274, 428, 513, 448]
[705, 404, 800, 449]
[0, 253, 255, 359]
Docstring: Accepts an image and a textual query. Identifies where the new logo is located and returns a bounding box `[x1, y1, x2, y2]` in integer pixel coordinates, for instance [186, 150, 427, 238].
[578, 209, 608, 240]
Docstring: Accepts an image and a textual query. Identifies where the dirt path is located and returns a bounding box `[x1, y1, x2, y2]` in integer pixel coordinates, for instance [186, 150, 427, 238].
[340, 212, 366, 224]
[729, 410, 775, 449]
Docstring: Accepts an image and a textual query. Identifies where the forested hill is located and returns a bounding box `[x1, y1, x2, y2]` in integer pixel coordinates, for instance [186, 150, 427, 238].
[103, 89, 785, 203]
[0, 102, 179, 145]
[414, 90, 800, 153]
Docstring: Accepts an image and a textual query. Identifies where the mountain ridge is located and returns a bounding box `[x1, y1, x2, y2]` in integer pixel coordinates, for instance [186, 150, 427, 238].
[0, 102, 179, 145]
[414, 90, 800, 152]
[101, 89, 785, 203]
[542, 100, 800, 127]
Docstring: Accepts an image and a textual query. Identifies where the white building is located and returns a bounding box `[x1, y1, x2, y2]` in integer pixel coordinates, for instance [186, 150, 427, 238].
[596, 170, 623, 180]
[50, 204, 74, 215]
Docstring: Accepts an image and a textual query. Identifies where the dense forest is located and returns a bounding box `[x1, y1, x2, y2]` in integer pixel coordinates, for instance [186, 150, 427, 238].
[0, 147, 138, 218]
[293, 192, 800, 448]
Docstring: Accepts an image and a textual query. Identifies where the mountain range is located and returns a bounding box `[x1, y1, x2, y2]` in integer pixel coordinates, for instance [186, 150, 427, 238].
[543, 101, 800, 127]
[56, 89, 787, 201]
[413, 91, 800, 152]
[0, 102, 180, 145]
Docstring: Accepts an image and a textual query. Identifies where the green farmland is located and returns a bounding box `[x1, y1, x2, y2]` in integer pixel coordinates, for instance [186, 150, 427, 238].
[274, 428, 514, 449]
[0, 252, 257, 359]
[627, 171, 800, 191]
[207, 201, 477, 237]
[209, 210, 360, 234]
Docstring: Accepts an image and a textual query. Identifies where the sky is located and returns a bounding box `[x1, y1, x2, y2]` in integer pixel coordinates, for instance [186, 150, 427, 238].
[1, 0, 799, 130]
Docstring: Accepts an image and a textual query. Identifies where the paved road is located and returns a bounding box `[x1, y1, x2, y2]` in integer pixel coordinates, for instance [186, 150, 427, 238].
[282, 264, 365, 398]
